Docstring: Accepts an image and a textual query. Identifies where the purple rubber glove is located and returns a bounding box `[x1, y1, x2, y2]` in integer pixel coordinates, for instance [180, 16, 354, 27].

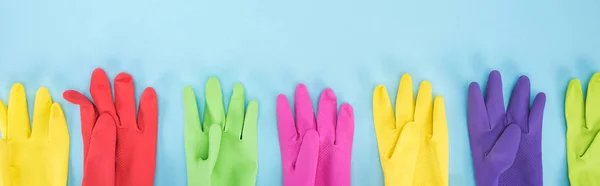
[468, 70, 545, 186]
[277, 84, 354, 186]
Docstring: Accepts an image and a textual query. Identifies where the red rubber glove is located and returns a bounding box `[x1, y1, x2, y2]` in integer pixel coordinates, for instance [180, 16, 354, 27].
[64, 68, 158, 186]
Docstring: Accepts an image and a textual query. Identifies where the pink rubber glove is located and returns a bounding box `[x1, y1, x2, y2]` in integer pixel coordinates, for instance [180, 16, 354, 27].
[277, 84, 354, 186]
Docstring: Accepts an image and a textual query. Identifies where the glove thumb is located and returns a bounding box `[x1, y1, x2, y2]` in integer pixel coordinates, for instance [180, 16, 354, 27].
[205, 124, 223, 169]
[487, 124, 521, 173]
[82, 113, 116, 186]
[294, 130, 319, 186]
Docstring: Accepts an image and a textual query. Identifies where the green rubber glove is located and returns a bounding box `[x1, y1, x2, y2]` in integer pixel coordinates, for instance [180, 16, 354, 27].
[566, 73, 600, 186]
[184, 77, 259, 186]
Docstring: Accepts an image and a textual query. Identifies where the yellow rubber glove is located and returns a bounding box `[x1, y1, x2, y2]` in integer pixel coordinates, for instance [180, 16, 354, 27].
[373, 74, 448, 186]
[0, 83, 70, 186]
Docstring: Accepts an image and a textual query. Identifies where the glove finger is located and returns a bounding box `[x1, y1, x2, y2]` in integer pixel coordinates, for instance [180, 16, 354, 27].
[63, 90, 97, 138]
[396, 74, 414, 129]
[336, 103, 354, 149]
[204, 77, 225, 130]
[277, 94, 297, 140]
[433, 96, 448, 140]
[586, 73, 600, 130]
[114, 72, 137, 129]
[487, 124, 521, 173]
[242, 100, 258, 155]
[415, 81, 433, 138]
[49, 103, 70, 143]
[468, 82, 490, 134]
[566, 79, 584, 131]
[225, 83, 245, 135]
[136, 87, 158, 186]
[277, 94, 299, 172]
[372, 85, 397, 159]
[294, 84, 316, 138]
[372, 85, 395, 133]
[432, 96, 449, 179]
[63, 89, 97, 158]
[124, 88, 157, 186]
[528, 93, 546, 135]
[183, 86, 204, 160]
[8, 83, 30, 140]
[83, 113, 116, 186]
[89, 68, 116, 118]
[295, 130, 319, 183]
[137, 87, 158, 134]
[485, 70, 506, 129]
[317, 88, 337, 144]
[48, 103, 70, 186]
[566, 79, 585, 157]
[31, 87, 52, 140]
[507, 75, 530, 129]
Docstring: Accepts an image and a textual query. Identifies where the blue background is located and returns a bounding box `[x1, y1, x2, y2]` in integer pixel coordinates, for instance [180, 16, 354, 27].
[1, 0, 599, 185]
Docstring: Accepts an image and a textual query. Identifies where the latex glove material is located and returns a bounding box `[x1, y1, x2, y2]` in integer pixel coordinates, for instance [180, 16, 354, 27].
[0, 84, 70, 186]
[566, 73, 600, 186]
[373, 74, 448, 186]
[277, 91, 319, 186]
[184, 85, 222, 186]
[63, 68, 158, 186]
[184, 77, 259, 186]
[184, 82, 222, 186]
[468, 70, 545, 186]
[0, 138, 7, 186]
[277, 84, 354, 186]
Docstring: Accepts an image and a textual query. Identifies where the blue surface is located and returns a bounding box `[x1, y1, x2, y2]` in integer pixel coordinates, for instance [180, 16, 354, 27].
[0, 0, 599, 185]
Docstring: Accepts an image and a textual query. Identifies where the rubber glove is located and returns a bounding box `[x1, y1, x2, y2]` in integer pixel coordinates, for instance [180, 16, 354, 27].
[468, 70, 545, 186]
[373, 74, 448, 186]
[566, 73, 600, 185]
[277, 84, 354, 186]
[0, 83, 70, 186]
[184, 77, 259, 186]
[64, 68, 158, 186]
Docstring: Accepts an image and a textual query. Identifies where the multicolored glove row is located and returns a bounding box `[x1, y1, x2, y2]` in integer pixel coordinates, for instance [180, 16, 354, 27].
[0, 68, 598, 186]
